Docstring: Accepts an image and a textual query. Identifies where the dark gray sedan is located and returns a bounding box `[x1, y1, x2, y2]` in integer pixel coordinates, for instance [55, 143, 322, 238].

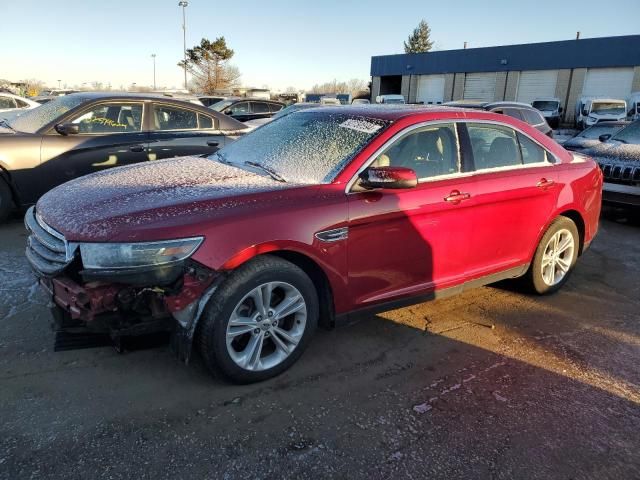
[0, 92, 247, 222]
[563, 122, 629, 152]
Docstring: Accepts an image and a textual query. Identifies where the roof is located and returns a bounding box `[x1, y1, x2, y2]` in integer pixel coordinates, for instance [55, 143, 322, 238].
[371, 35, 640, 76]
[302, 104, 468, 121]
[443, 101, 538, 110]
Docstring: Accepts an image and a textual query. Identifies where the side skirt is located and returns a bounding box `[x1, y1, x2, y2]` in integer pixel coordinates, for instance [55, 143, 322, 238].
[335, 264, 529, 326]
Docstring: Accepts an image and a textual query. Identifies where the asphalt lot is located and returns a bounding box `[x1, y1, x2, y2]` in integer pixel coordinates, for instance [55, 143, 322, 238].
[1, 208, 639, 480]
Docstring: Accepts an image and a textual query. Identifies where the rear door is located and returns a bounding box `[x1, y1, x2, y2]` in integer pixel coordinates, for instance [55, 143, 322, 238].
[347, 122, 474, 308]
[462, 122, 559, 279]
[38, 101, 147, 199]
[250, 101, 272, 120]
[147, 103, 226, 160]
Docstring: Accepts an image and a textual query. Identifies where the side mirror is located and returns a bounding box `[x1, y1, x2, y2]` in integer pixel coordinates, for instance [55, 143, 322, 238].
[599, 133, 612, 142]
[55, 123, 80, 135]
[224, 110, 233, 115]
[358, 166, 418, 190]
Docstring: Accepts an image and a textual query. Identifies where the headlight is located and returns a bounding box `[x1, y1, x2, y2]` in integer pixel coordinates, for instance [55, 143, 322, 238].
[80, 237, 203, 270]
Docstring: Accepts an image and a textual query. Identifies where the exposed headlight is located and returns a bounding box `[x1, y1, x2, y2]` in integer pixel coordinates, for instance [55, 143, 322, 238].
[80, 237, 203, 270]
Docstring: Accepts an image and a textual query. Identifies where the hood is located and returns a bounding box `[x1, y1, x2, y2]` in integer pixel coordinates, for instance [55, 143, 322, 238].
[563, 137, 601, 151]
[583, 141, 640, 164]
[36, 156, 300, 241]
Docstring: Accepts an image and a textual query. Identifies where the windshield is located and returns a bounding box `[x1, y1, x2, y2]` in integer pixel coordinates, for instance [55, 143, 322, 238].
[577, 123, 626, 139]
[6, 95, 86, 133]
[384, 99, 405, 104]
[591, 102, 626, 116]
[612, 121, 640, 144]
[272, 103, 315, 120]
[532, 101, 559, 111]
[211, 100, 235, 112]
[209, 111, 389, 183]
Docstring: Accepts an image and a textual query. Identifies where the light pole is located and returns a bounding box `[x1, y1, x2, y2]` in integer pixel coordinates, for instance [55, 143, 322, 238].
[57, 79, 61, 89]
[178, 1, 188, 90]
[151, 54, 157, 90]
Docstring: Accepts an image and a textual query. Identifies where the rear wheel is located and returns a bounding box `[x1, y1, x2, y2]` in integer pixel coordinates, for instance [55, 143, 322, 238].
[198, 255, 318, 384]
[0, 179, 14, 224]
[527, 217, 579, 295]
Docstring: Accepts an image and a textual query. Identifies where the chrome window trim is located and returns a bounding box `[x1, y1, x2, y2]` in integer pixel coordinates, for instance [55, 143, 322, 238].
[344, 118, 557, 194]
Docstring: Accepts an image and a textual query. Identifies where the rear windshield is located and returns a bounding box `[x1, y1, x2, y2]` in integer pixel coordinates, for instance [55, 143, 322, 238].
[532, 101, 559, 111]
[210, 111, 389, 183]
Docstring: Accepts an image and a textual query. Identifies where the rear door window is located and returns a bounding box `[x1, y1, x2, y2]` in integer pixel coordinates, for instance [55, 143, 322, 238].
[467, 123, 522, 169]
[153, 104, 197, 130]
[198, 114, 214, 129]
[517, 133, 548, 164]
[250, 102, 270, 114]
[269, 103, 284, 113]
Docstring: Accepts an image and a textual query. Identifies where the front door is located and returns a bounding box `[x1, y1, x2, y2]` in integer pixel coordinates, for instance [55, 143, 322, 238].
[147, 103, 226, 160]
[38, 101, 147, 199]
[347, 122, 474, 309]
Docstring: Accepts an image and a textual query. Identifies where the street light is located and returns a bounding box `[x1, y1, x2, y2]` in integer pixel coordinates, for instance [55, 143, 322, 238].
[151, 54, 157, 90]
[57, 79, 61, 89]
[178, 1, 188, 90]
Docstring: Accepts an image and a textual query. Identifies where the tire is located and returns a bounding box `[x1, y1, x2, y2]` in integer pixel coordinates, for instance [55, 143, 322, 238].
[0, 179, 14, 224]
[526, 217, 579, 295]
[198, 255, 318, 384]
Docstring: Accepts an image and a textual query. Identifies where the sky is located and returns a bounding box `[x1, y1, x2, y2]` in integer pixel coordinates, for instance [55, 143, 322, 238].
[3, 0, 640, 91]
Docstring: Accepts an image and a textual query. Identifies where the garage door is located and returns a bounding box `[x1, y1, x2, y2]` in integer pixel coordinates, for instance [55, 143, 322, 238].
[416, 75, 445, 104]
[463, 73, 496, 102]
[582, 68, 634, 99]
[516, 70, 558, 104]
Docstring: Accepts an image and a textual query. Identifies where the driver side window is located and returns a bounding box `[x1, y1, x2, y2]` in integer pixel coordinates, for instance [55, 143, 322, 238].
[71, 103, 143, 134]
[371, 123, 460, 180]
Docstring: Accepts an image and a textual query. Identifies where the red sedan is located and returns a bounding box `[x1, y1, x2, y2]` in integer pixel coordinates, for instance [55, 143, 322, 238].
[25, 106, 603, 383]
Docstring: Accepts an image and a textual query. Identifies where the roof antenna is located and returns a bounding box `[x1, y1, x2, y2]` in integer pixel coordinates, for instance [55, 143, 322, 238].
[576, 31, 581, 40]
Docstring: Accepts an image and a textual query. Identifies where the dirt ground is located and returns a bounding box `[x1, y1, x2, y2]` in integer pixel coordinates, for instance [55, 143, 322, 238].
[1, 208, 639, 480]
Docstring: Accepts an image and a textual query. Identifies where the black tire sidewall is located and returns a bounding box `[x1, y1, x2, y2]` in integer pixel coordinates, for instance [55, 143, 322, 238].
[530, 217, 579, 294]
[200, 257, 318, 384]
[0, 180, 12, 223]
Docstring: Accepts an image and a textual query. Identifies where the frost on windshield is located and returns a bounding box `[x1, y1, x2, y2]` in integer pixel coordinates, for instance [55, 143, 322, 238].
[9, 95, 86, 133]
[215, 112, 388, 183]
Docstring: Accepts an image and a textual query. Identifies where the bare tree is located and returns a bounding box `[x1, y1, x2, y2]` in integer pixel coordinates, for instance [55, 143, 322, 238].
[178, 37, 241, 93]
[309, 78, 369, 96]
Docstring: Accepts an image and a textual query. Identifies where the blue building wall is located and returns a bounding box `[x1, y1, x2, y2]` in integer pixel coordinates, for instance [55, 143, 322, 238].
[371, 35, 640, 76]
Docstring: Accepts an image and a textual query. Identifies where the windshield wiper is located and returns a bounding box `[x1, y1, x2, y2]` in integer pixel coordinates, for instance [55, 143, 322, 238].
[244, 161, 286, 182]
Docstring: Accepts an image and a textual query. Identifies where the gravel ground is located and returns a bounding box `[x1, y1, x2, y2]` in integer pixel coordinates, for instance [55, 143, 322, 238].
[1, 208, 639, 480]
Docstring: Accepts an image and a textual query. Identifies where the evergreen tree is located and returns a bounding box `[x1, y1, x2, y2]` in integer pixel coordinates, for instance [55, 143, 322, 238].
[404, 20, 434, 53]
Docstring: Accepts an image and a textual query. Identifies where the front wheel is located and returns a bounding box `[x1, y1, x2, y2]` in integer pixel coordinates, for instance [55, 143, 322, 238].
[526, 217, 579, 295]
[198, 255, 318, 384]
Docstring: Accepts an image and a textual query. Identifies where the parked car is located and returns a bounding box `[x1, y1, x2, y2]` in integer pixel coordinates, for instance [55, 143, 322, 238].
[582, 120, 640, 207]
[531, 97, 563, 128]
[627, 92, 640, 121]
[376, 94, 406, 104]
[244, 102, 321, 129]
[575, 97, 627, 129]
[25, 106, 602, 383]
[352, 99, 371, 105]
[444, 101, 553, 137]
[198, 95, 229, 107]
[563, 122, 629, 152]
[210, 98, 285, 122]
[0, 92, 247, 222]
[0, 92, 40, 113]
[319, 97, 342, 105]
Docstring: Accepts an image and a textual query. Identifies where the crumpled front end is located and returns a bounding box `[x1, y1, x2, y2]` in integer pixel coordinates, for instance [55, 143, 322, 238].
[24, 206, 221, 360]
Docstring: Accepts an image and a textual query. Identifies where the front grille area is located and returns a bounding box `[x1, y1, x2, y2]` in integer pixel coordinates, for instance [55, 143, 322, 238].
[598, 162, 640, 186]
[24, 206, 74, 277]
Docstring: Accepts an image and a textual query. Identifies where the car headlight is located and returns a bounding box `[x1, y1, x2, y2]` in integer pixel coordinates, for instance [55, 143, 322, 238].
[80, 237, 203, 270]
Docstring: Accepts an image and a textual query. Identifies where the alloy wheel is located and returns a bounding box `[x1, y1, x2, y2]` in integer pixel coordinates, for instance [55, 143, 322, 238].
[225, 281, 307, 371]
[540, 228, 575, 286]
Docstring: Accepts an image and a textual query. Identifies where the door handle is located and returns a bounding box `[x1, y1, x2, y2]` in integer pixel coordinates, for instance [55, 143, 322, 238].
[129, 145, 145, 152]
[444, 190, 471, 203]
[207, 140, 220, 147]
[536, 178, 555, 189]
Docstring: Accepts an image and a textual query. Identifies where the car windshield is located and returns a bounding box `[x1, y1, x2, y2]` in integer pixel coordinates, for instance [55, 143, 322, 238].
[384, 99, 405, 104]
[591, 102, 626, 115]
[577, 124, 625, 139]
[209, 111, 389, 183]
[272, 103, 315, 120]
[6, 95, 87, 133]
[210, 100, 235, 112]
[612, 121, 640, 144]
[532, 101, 558, 111]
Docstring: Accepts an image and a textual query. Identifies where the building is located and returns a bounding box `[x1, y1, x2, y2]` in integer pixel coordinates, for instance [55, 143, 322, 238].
[370, 35, 640, 124]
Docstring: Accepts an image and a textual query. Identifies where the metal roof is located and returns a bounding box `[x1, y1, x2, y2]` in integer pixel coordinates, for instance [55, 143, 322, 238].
[371, 35, 640, 76]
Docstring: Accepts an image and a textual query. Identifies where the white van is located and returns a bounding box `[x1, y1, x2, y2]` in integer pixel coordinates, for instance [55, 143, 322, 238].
[575, 97, 627, 129]
[626, 92, 640, 121]
[375, 94, 406, 104]
[531, 97, 563, 128]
